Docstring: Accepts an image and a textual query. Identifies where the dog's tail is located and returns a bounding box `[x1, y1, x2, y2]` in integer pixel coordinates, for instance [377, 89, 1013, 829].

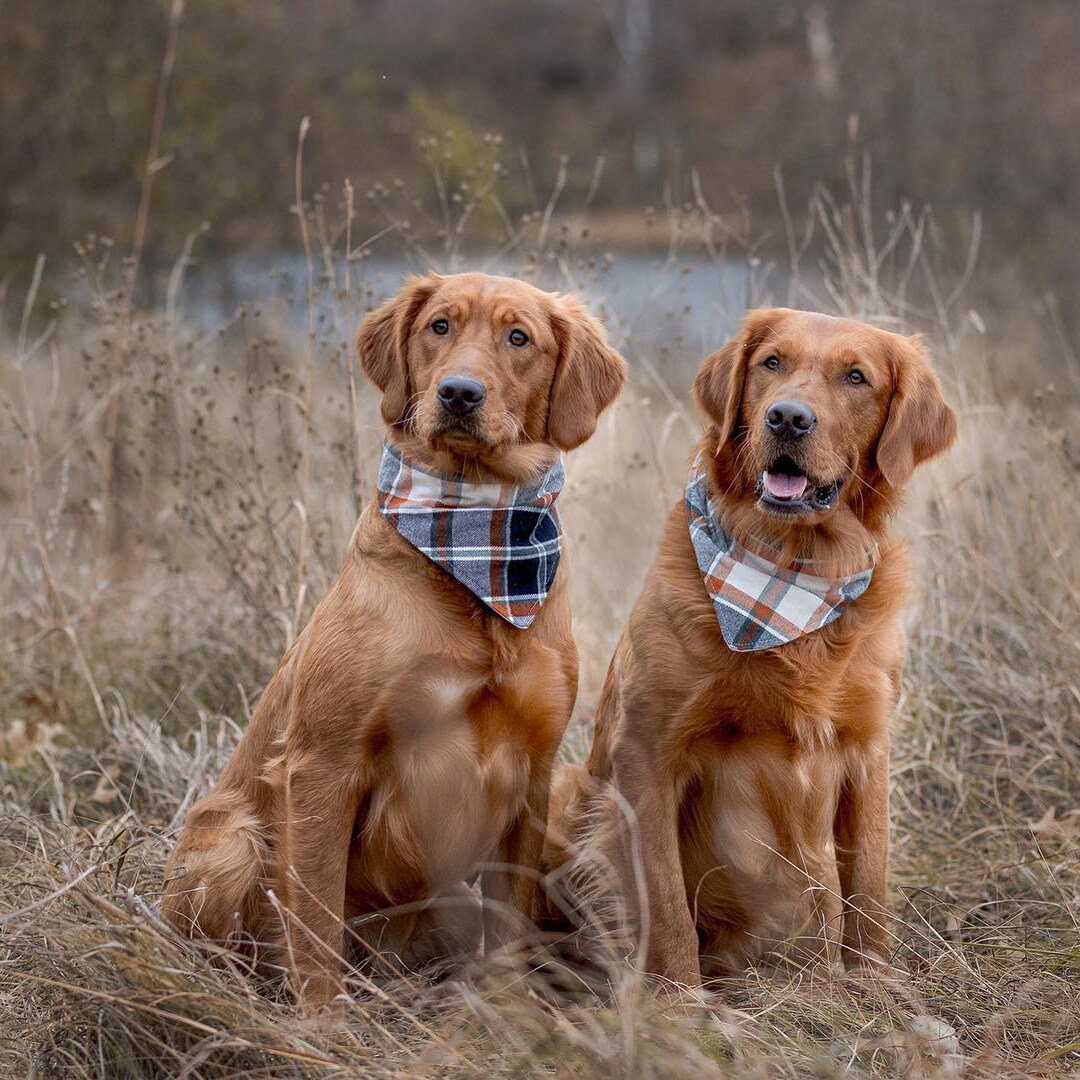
[538, 763, 638, 970]
[161, 646, 300, 955]
[541, 763, 592, 876]
[160, 796, 270, 950]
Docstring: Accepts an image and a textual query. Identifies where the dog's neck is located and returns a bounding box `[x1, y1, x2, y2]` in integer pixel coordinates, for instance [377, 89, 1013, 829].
[386, 430, 559, 485]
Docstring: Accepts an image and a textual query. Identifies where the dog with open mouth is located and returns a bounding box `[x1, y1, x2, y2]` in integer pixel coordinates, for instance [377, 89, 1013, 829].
[543, 307, 956, 985]
[160, 271, 626, 1004]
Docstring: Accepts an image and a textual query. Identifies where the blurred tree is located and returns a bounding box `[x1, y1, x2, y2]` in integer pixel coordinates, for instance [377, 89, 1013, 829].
[0, 0, 1076, 317]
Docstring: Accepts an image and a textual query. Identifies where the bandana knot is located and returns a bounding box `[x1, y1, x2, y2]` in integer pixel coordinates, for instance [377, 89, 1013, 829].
[376, 441, 564, 628]
[685, 455, 874, 652]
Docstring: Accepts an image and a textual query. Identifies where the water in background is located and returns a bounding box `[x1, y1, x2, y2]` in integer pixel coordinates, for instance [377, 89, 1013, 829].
[172, 250, 784, 383]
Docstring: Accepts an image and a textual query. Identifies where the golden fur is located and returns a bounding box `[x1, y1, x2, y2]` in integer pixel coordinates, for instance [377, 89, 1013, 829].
[160, 271, 627, 1004]
[543, 308, 957, 985]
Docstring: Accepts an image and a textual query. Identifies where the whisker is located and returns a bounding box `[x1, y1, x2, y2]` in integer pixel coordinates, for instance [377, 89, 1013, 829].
[719, 437, 755, 497]
[390, 391, 427, 432]
[819, 446, 884, 498]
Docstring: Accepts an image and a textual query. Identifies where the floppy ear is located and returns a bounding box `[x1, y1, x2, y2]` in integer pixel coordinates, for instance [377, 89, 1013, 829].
[356, 274, 440, 426]
[694, 308, 785, 442]
[876, 336, 958, 487]
[546, 297, 628, 451]
[693, 338, 744, 444]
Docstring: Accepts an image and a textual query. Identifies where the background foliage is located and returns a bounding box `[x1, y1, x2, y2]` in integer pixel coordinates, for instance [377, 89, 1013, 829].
[2, 0, 1079, 324]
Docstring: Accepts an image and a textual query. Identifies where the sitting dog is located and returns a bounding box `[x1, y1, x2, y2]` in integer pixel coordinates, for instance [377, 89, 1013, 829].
[161, 271, 626, 1003]
[544, 307, 956, 985]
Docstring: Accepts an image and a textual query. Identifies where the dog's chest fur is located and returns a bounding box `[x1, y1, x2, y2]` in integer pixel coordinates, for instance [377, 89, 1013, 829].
[679, 725, 855, 952]
[667, 584, 898, 961]
[344, 590, 575, 909]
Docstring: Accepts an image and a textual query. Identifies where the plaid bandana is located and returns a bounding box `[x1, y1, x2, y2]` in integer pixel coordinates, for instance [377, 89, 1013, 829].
[376, 441, 564, 629]
[685, 455, 874, 652]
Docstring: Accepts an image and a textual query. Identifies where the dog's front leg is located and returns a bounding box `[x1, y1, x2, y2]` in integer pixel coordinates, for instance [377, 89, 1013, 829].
[834, 742, 891, 968]
[482, 766, 552, 957]
[279, 755, 362, 1005]
[613, 744, 702, 988]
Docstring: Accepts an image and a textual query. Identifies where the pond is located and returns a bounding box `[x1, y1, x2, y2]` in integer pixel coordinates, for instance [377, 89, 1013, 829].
[169, 249, 801, 383]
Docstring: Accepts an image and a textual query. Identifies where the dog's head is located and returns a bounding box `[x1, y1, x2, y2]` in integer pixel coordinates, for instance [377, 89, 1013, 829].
[357, 272, 626, 476]
[695, 307, 957, 534]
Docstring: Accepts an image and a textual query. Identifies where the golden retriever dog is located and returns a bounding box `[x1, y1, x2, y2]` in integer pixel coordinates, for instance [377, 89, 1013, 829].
[544, 307, 956, 986]
[161, 271, 626, 1003]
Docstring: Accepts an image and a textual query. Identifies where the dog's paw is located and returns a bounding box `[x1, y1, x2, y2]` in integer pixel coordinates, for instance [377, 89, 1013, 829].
[843, 950, 905, 989]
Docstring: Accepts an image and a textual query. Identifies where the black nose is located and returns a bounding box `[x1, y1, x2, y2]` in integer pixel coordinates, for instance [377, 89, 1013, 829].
[765, 399, 816, 438]
[436, 376, 486, 415]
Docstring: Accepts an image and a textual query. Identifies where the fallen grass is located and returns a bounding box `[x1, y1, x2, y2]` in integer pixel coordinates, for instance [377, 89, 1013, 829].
[1, 170, 1079, 1076]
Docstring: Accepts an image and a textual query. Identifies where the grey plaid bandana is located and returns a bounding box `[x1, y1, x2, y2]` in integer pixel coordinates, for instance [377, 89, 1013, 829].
[376, 441, 564, 628]
[686, 455, 874, 652]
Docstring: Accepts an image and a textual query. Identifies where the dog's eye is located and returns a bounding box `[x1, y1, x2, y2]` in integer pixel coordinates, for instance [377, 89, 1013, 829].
[763, 355, 781, 371]
[847, 368, 867, 385]
[431, 318, 450, 336]
[508, 328, 529, 348]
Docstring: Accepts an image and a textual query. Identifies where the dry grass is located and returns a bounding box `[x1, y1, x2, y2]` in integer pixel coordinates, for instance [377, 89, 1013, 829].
[1, 162, 1079, 1077]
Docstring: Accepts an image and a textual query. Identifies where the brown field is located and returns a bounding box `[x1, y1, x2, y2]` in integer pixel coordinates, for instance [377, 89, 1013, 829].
[1, 183, 1078, 1077]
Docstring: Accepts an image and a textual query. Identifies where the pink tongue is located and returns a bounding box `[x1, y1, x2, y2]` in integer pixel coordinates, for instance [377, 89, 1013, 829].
[764, 471, 808, 500]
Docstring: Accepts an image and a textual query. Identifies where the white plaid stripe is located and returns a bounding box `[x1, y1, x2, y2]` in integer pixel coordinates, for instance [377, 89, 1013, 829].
[686, 455, 874, 652]
[377, 441, 564, 628]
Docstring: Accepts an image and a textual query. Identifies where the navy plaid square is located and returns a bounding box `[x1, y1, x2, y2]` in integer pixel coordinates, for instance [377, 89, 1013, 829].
[377, 441, 564, 628]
